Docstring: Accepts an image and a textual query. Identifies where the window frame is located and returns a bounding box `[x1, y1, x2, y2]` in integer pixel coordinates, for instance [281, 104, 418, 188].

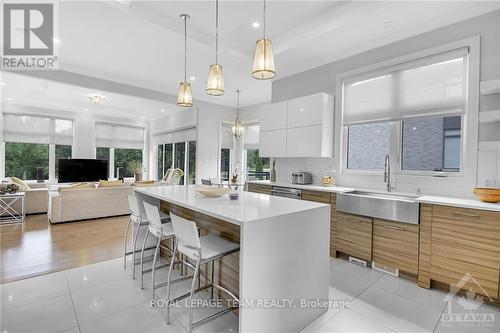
[154, 140, 195, 185]
[338, 37, 478, 181]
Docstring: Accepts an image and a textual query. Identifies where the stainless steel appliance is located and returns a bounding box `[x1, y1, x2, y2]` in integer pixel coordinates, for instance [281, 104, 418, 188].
[271, 186, 302, 199]
[291, 172, 313, 185]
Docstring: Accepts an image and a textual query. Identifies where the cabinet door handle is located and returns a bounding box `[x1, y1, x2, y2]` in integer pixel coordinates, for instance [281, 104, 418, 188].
[383, 225, 405, 231]
[452, 211, 480, 218]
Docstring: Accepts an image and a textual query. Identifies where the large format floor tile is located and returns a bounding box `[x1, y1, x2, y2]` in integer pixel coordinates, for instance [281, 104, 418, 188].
[66, 258, 128, 292]
[79, 301, 185, 333]
[70, 276, 150, 324]
[314, 309, 395, 333]
[1, 294, 78, 333]
[349, 285, 444, 333]
[0, 270, 69, 311]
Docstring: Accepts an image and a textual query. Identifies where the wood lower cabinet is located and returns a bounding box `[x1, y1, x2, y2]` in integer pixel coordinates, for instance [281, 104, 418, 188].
[302, 190, 331, 204]
[372, 219, 419, 274]
[247, 183, 272, 195]
[428, 205, 500, 298]
[336, 212, 372, 262]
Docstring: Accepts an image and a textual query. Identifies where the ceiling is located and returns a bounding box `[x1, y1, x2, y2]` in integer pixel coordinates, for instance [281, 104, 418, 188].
[2, 0, 500, 117]
[1, 72, 176, 120]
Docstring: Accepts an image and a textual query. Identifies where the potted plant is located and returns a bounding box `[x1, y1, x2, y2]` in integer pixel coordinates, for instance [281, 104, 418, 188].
[128, 161, 144, 182]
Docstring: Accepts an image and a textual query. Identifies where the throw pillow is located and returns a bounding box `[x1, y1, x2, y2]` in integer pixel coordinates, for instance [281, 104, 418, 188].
[11, 177, 30, 191]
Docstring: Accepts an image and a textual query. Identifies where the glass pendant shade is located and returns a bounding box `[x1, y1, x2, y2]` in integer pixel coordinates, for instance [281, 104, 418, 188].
[206, 64, 225, 96]
[177, 81, 193, 107]
[252, 38, 275, 80]
[231, 118, 244, 140]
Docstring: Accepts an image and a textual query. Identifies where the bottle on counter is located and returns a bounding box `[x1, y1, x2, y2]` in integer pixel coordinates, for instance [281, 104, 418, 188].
[270, 159, 277, 182]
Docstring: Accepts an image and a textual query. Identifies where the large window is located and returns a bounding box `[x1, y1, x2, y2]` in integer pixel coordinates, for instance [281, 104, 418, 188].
[220, 148, 230, 181]
[188, 141, 196, 184]
[402, 116, 461, 172]
[115, 148, 143, 178]
[156, 141, 195, 184]
[5, 142, 49, 180]
[347, 122, 390, 171]
[246, 149, 270, 180]
[96, 147, 110, 161]
[2, 114, 73, 180]
[343, 48, 467, 174]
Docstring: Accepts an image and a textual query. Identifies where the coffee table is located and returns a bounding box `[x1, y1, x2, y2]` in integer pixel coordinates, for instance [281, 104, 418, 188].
[0, 192, 25, 224]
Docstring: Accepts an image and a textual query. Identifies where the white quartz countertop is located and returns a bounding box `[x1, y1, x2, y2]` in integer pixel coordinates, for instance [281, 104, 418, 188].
[134, 185, 329, 225]
[247, 180, 355, 193]
[416, 195, 500, 212]
[247, 180, 500, 212]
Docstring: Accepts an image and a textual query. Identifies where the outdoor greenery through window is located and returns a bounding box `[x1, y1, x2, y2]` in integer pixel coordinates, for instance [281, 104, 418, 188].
[188, 141, 196, 184]
[5, 142, 49, 180]
[115, 148, 143, 178]
[246, 149, 270, 180]
[174, 142, 186, 184]
[55, 145, 72, 178]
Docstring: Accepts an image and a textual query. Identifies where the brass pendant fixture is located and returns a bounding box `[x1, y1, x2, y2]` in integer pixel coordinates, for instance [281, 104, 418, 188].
[177, 14, 193, 107]
[206, 0, 224, 95]
[252, 0, 275, 80]
[231, 90, 244, 140]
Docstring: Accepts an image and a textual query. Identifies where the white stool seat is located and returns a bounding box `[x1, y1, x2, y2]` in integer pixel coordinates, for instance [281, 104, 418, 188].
[178, 234, 239, 263]
[148, 222, 175, 238]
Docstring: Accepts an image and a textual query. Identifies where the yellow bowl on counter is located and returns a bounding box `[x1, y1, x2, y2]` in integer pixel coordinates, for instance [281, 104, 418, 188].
[473, 188, 500, 203]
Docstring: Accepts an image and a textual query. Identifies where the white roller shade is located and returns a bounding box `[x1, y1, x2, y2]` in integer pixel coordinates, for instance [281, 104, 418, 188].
[153, 127, 197, 145]
[220, 124, 234, 149]
[244, 124, 260, 149]
[343, 48, 468, 125]
[3, 114, 73, 145]
[95, 122, 144, 149]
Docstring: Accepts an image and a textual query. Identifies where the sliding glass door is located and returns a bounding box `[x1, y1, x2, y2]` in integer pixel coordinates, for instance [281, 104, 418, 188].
[156, 141, 195, 184]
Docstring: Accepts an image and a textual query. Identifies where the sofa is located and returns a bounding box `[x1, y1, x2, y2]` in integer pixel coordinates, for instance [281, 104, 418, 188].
[0, 180, 49, 215]
[49, 185, 133, 223]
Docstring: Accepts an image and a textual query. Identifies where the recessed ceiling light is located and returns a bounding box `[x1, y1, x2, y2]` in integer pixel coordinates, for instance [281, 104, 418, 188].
[141, 116, 146, 120]
[83, 108, 89, 111]
[160, 108, 166, 112]
[6, 97, 12, 101]
[53, 38, 60, 44]
[382, 21, 394, 28]
[252, 22, 260, 28]
[189, 76, 196, 81]
[1, 82, 5, 86]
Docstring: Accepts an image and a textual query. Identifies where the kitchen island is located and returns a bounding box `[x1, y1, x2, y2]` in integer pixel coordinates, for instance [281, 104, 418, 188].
[134, 185, 330, 332]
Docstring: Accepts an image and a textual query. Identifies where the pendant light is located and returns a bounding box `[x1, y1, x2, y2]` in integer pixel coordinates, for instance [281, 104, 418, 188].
[231, 90, 244, 140]
[252, 0, 275, 80]
[177, 14, 193, 107]
[206, 0, 224, 95]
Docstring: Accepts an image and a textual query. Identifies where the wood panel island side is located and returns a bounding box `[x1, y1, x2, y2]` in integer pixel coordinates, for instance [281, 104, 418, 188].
[134, 185, 330, 332]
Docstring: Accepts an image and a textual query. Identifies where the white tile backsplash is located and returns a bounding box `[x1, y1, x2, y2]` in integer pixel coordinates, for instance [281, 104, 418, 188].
[478, 141, 500, 188]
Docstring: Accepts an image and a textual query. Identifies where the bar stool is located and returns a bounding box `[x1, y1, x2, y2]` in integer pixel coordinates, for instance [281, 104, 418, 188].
[141, 202, 176, 299]
[123, 194, 169, 280]
[166, 213, 240, 333]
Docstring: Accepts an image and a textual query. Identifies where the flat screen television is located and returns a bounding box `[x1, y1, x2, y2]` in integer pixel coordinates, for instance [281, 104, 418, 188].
[58, 159, 108, 183]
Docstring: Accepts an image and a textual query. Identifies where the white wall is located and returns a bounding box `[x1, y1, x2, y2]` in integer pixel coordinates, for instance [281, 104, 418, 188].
[264, 10, 500, 197]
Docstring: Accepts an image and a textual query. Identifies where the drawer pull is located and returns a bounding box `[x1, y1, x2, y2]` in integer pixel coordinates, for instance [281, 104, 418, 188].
[307, 193, 325, 197]
[452, 211, 480, 218]
[383, 225, 405, 231]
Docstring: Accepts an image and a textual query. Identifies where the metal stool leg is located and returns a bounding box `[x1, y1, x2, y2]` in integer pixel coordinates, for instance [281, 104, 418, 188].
[166, 240, 178, 325]
[123, 216, 132, 269]
[140, 230, 150, 289]
[211, 260, 215, 299]
[188, 258, 201, 333]
[151, 235, 161, 300]
[131, 221, 142, 279]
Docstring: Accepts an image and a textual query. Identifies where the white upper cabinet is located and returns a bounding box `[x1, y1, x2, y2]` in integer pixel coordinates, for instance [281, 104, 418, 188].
[259, 93, 334, 158]
[259, 129, 287, 157]
[287, 93, 331, 128]
[259, 101, 287, 131]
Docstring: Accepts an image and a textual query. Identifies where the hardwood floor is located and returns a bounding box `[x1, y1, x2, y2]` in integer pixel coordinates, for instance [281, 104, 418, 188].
[0, 214, 131, 283]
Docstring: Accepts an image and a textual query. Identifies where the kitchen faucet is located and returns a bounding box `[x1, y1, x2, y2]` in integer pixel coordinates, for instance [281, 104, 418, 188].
[384, 154, 391, 192]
